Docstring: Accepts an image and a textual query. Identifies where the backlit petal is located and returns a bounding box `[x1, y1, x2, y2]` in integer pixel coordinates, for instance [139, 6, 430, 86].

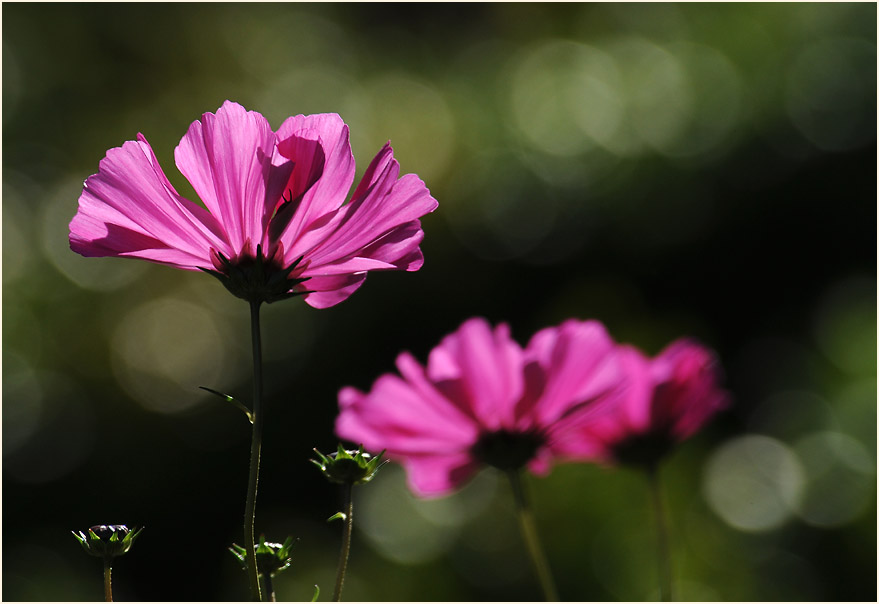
[69, 135, 228, 268]
[174, 100, 278, 256]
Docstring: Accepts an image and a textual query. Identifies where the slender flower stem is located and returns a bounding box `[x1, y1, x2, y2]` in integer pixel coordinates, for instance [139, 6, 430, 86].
[244, 300, 265, 602]
[647, 464, 673, 602]
[262, 573, 276, 602]
[333, 483, 355, 602]
[507, 470, 559, 602]
[103, 559, 113, 602]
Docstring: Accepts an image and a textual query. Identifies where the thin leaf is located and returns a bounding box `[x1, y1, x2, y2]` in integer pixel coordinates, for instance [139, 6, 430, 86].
[199, 386, 253, 423]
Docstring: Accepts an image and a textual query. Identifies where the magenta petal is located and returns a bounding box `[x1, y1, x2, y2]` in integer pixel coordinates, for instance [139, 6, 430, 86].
[299, 273, 367, 309]
[174, 100, 278, 256]
[614, 346, 654, 432]
[293, 145, 437, 270]
[274, 113, 355, 244]
[357, 220, 426, 271]
[650, 339, 730, 441]
[400, 453, 481, 498]
[69, 135, 229, 268]
[427, 318, 524, 431]
[336, 372, 477, 454]
[394, 352, 480, 427]
[528, 320, 622, 428]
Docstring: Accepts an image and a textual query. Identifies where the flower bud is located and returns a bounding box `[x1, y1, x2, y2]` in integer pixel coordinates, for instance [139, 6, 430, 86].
[311, 444, 388, 485]
[72, 525, 143, 560]
[229, 535, 295, 578]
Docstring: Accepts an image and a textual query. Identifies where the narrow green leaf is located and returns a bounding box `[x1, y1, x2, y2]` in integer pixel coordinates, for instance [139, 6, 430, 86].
[199, 386, 253, 423]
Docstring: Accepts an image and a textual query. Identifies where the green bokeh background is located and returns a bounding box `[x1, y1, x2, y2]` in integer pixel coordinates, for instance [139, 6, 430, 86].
[3, 3, 876, 601]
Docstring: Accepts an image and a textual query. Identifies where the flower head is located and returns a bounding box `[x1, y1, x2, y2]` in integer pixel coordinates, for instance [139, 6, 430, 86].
[69, 101, 438, 307]
[72, 524, 143, 560]
[335, 317, 624, 497]
[580, 339, 730, 467]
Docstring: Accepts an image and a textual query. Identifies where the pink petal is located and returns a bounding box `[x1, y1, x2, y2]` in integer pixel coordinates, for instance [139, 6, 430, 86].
[302, 256, 399, 276]
[527, 319, 623, 428]
[426, 318, 524, 431]
[650, 339, 730, 440]
[174, 101, 278, 256]
[356, 220, 426, 271]
[335, 372, 478, 454]
[544, 345, 651, 459]
[400, 453, 482, 498]
[615, 345, 654, 432]
[291, 144, 437, 269]
[273, 113, 355, 246]
[299, 273, 367, 309]
[394, 352, 479, 428]
[69, 135, 229, 268]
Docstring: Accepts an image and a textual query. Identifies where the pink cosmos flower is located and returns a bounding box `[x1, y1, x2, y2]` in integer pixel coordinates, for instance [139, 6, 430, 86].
[335, 317, 625, 497]
[579, 339, 730, 467]
[69, 101, 438, 307]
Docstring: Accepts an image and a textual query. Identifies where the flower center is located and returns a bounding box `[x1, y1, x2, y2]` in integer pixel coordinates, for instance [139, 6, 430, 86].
[471, 429, 545, 471]
[200, 245, 310, 304]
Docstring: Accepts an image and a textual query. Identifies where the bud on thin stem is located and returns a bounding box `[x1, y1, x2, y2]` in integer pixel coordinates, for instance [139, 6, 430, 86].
[72, 525, 142, 602]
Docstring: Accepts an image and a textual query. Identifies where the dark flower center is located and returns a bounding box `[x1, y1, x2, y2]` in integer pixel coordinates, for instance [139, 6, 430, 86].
[200, 245, 311, 304]
[471, 429, 546, 471]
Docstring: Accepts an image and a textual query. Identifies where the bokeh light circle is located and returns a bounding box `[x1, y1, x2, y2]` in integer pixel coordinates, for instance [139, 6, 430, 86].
[793, 431, 875, 527]
[510, 39, 622, 156]
[110, 297, 231, 414]
[703, 434, 804, 532]
[604, 35, 693, 157]
[357, 464, 459, 564]
[352, 74, 455, 185]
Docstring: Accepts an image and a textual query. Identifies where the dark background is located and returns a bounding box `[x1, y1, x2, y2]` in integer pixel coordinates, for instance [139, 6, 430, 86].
[3, 3, 876, 601]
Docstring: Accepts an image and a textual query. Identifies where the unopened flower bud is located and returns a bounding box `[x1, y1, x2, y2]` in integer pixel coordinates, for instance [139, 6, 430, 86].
[72, 525, 143, 560]
[229, 535, 295, 578]
[311, 444, 388, 485]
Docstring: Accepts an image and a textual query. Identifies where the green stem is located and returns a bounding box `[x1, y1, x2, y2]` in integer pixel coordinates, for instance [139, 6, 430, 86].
[647, 464, 673, 602]
[244, 300, 265, 602]
[103, 559, 113, 602]
[333, 483, 355, 602]
[262, 573, 276, 602]
[507, 470, 559, 601]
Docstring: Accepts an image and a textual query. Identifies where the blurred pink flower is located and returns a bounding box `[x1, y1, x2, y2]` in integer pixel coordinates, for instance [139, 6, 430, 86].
[69, 101, 437, 307]
[336, 317, 624, 497]
[580, 339, 730, 467]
